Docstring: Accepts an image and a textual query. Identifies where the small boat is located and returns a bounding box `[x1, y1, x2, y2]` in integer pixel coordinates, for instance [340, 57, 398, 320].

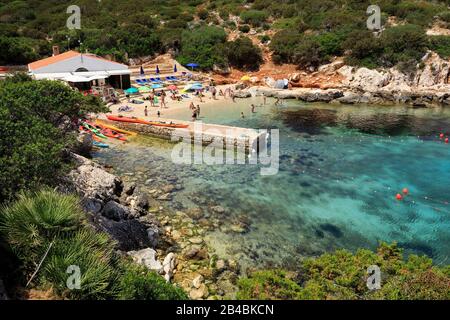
[106, 115, 189, 128]
[94, 120, 137, 136]
[102, 128, 127, 141]
[82, 122, 107, 139]
[93, 141, 109, 148]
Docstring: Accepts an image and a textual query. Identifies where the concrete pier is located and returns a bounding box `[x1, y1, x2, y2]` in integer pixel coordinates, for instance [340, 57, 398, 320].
[97, 116, 267, 153]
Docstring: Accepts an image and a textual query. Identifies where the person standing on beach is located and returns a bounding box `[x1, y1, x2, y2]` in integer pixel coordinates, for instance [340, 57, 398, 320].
[211, 86, 217, 100]
[157, 110, 161, 117]
[241, 112, 245, 118]
[192, 110, 197, 121]
[189, 101, 195, 110]
[149, 93, 155, 107]
[196, 105, 201, 117]
[251, 104, 256, 113]
[161, 91, 167, 108]
[144, 105, 148, 117]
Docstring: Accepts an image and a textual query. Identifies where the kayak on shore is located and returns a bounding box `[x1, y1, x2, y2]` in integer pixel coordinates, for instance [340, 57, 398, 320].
[94, 120, 138, 136]
[93, 141, 109, 148]
[106, 115, 189, 128]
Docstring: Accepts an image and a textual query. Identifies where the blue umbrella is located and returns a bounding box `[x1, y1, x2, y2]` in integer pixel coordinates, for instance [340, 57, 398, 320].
[186, 63, 199, 71]
[191, 83, 203, 90]
[156, 65, 160, 74]
[125, 87, 138, 94]
[151, 83, 163, 89]
[174, 64, 177, 73]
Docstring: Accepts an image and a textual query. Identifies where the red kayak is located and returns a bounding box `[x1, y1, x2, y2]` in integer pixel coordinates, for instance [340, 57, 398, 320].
[107, 115, 189, 128]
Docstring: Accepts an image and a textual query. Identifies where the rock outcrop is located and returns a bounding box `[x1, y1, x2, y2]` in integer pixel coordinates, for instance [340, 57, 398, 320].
[63, 154, 160, 252]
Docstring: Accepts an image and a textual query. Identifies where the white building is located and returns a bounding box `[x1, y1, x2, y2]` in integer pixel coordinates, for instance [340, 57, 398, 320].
[28, 50, 131, 91]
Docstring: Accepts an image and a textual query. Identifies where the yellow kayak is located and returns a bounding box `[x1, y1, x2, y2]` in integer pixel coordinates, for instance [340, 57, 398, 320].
[95, 120, 138, 136]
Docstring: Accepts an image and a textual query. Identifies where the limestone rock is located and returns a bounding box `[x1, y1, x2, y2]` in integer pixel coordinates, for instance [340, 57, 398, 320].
[162, 253, 176, 282]
[128, 248, 162, 272]
[189, 283, 208, 300]
[67, 154, 123, 201]
[192, 274, 204, 289]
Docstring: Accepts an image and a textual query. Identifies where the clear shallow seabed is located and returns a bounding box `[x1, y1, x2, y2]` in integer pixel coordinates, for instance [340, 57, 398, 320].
[95, 98, 450, 269]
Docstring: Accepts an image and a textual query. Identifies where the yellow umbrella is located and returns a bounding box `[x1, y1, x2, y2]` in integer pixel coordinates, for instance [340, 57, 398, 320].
[241, 75, 251, 81]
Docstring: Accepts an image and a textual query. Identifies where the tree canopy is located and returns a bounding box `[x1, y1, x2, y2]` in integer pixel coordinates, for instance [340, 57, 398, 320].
[0, 75, 106, 202]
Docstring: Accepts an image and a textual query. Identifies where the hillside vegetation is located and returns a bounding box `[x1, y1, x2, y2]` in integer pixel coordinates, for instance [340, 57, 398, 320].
[1, 0, 449, 73]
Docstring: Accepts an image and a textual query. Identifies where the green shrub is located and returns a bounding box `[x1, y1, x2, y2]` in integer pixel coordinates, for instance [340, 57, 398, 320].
[198, 8, 209, 20]
[42, 229, 118, 300]
[117, 262, 187, 300]
[237, 270, 303, 300]
[240, 10, 268, 27]
[237, 242, 450, 300]
[0, 189, 188, 300]
[225, 37, 263, 71]
[0, 77, 106, 202]
[177, 26, 228, 70]
[429, 36, 450, 59]
[0, 190, 84, 269]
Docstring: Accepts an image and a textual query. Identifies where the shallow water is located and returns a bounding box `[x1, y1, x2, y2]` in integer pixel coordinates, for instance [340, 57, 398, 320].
[95, 98, 450, 268]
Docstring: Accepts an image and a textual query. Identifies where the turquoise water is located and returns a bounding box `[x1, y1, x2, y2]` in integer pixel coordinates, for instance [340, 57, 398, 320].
[95, 98, 450, 268]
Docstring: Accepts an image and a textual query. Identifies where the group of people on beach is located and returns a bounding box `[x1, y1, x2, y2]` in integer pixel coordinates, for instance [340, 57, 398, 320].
[189, 102, 201, 121]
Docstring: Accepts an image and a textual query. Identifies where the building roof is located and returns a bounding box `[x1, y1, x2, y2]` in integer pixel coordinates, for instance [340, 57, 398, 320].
[28, 51, 80, 71]
[28, 50, 129, 74]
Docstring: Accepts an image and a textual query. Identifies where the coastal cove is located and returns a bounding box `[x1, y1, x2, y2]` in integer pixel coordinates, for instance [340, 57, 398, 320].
[93, 98, 450, 275]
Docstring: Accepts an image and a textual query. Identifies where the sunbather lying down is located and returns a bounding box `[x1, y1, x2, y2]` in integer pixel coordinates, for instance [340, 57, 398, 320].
[118, 105, 134, 112]
[129, 99, 144, 104]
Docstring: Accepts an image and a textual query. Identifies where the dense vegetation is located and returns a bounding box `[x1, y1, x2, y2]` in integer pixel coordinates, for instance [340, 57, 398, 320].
[1, 0, 449, 72]
[0, 189, 187, 299]
[0, 74, 106, 203]
[237, 242, 450, 300]
[0, 76, 186, 299]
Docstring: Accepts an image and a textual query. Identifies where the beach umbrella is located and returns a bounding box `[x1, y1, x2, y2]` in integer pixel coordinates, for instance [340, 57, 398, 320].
[151, 83, 163, 89]
[186, 63, 199, 71]
[156, 65, 160, 74]
[191, 83, 203, 90]
[140, 66, 144, 75]
[174, 64, 177, 73]
[138, 86, 151, 93]
[125, 87, 139, 94]
[168, 84, 177, 91]
[241, 75, 251, 81]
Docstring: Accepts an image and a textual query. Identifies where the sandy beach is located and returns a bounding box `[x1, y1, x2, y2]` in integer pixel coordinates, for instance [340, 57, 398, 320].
[105, 84, 240, 122]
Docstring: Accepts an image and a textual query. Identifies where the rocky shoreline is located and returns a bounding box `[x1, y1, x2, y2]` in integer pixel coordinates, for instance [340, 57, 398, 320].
[237, 52, 450, 107]
[60, 153, 241, 300]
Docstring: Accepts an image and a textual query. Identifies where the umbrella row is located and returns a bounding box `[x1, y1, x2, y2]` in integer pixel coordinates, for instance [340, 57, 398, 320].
[125, 82, 203, 95]
[140, 63, 200, 75]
